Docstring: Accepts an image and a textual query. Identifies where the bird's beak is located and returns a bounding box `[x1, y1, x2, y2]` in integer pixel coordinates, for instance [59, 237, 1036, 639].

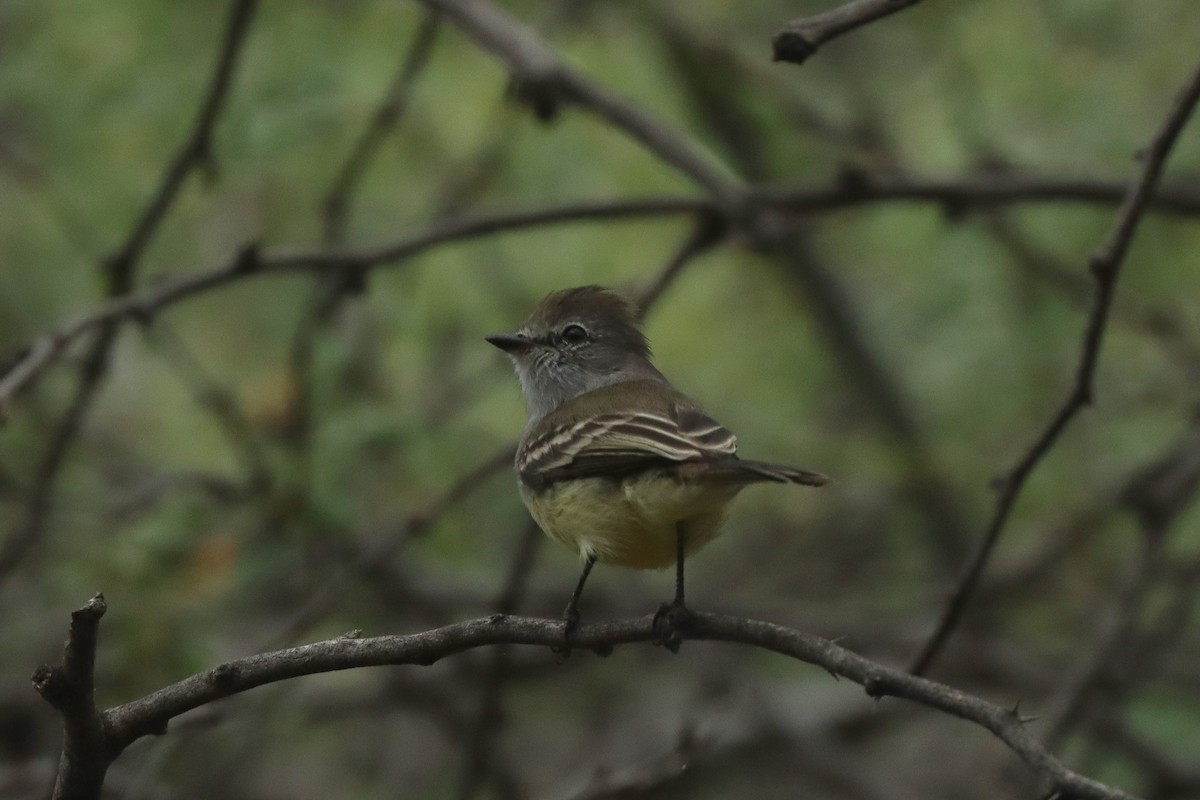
[486, 332, 532, 354]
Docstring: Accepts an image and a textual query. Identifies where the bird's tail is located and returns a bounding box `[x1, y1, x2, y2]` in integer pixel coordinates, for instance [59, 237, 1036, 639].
[709, 459, 830, 487]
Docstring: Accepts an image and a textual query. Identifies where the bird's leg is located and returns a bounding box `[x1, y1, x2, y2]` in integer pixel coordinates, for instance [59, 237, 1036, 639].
[653, 521, 693, 653]
[673, 521, 687, 608]
[562, 553, 596, 642]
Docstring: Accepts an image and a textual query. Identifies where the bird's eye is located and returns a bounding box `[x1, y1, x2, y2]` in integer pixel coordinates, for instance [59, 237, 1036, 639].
[561, 324, 589, 344]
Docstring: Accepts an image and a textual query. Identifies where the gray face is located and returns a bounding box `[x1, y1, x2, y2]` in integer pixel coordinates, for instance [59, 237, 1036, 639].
[488, 315, 657, 421]
[488, 286, 664, 422]
[513, 320, 620, 420]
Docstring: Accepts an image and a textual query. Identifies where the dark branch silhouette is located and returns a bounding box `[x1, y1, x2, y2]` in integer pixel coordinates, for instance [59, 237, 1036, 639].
[4, 174, 1198, 419]
[36, 596, 1140, 800]
[13, 4, 1196, 799]
[773, 0, 924, 65]
[909, 58, 1200, 676]
[0, 0, 259, 587]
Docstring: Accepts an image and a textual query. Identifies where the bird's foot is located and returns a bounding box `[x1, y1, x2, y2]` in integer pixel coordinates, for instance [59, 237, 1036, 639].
[652, 599, 693, 654]
[551, 603, 581, 659]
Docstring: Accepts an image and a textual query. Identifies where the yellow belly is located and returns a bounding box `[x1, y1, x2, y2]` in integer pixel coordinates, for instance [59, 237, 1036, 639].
[519, 475, 740, 569]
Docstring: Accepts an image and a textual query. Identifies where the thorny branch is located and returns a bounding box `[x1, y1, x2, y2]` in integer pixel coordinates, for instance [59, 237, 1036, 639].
[908, 58, 1200, 676]
[37, 597, 1140, 800]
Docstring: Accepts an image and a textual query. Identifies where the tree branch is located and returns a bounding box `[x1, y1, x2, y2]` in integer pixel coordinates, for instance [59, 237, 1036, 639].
[773, 0, 924, 65]
[31, 594, 110, 800]
[283, 11, 445, 519]
[412, 0, 745, 208]
[0, 0, 258, 587]
[31, 597, 1139, 800]
[322, 11, 442, 248]
[908, 58, 1200, 676]
[3, 173, 1198, 421]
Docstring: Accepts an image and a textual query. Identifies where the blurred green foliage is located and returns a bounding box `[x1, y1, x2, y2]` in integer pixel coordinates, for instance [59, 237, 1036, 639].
[1, 0, 1199, 797]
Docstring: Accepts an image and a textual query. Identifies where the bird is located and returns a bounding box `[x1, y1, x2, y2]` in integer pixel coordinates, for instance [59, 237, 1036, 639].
[487, 285, 828, 638]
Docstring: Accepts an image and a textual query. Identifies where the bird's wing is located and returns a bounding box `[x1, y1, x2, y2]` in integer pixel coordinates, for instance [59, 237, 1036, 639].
[517, 405, 737, 488]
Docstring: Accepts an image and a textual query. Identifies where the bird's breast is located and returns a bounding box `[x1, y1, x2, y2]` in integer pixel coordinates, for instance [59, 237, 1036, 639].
[519, 474, 740, 569]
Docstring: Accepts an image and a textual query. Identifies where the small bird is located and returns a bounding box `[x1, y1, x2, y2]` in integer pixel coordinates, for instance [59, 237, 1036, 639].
[487, 286, 828, 636]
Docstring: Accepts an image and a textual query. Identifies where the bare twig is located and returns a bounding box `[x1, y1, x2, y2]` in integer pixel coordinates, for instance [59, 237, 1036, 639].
[285, 11, 444, 510]
[981, 416, 1200, 601]
[148, 324, 271, 494]
[3, 174, 1199, 420]
[909, 59, 1200, 676]
[985, 213, 1200, 381]
[653, 20, 970, 566]
[31, 594, 109, 800]
[0, 0, 258, 587]
[107, 0, 257, 275]
[763, 173, 1200, 216]
[1093, 713, 1200, 800]
[412, 0, 745, 208]
[35, 598, 1140, 800]
[773, 0, 924, 65]
[1039, 536, 1162, 751]
[322, 12, 442, 247]
[634, 211, 729, 313]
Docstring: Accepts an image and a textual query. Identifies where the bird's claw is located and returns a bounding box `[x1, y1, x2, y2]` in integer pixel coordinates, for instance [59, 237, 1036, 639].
[652, 600, 693, 654]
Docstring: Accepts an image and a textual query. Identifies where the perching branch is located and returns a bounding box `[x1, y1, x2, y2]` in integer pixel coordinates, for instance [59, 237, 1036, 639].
[773, 0, 924, 65]
[909, 58, 1200, 676]
[37, 597, 1140, 800]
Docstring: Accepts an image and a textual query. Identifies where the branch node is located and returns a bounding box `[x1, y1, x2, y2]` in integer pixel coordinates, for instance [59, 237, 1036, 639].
[508, 72, 571, 122]
[835, 162, 871, 194]
[210, 663, 239, 690]
[232, 242, 262, 274]
[940, 197, 970, 222]
[31, 664, 71, 710]
[771, 30, 819, 64]
[863, 675, 886, 698]
[102, 253, 134, 287]
[33, 596, 107, 709]
[693, 206, 731, 248]
[128, 302, 156, 328]
[339, 629, 363, 640]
